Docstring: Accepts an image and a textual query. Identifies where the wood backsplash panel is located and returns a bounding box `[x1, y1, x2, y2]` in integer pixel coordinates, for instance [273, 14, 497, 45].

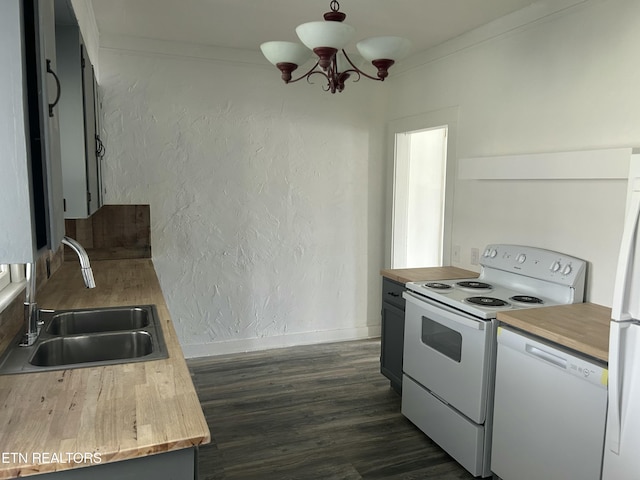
[65, 205, 151, 261]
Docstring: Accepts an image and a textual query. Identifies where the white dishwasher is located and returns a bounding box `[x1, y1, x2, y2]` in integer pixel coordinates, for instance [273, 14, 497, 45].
[491, 326, 608, 480]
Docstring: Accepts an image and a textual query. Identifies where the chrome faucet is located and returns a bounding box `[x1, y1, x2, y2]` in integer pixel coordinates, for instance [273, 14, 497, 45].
[21, 236, 96, 346]
[21, 263, 39, 346]
[61, 236, 96, 289]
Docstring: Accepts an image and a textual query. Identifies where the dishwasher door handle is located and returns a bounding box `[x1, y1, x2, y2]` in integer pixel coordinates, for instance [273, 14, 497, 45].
[525, 344, 568, 369]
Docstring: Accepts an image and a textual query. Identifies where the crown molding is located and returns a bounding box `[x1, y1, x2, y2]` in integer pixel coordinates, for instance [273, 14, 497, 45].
[99, 33, 271, 68]
[395, 0, 589, 75]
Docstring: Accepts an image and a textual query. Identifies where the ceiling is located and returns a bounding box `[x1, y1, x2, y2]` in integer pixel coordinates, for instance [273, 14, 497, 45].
[89, 0, 535, 55]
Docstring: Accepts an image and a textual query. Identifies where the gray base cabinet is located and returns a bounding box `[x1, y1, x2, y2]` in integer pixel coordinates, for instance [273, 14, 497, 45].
[380, 277, 406, 393]
[32, 448, 198, 480]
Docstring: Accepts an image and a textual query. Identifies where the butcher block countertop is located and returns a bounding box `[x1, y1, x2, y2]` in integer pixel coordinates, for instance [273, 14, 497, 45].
[497, 303, 611, 363]
[0, 259, 211, 479]
[380, 266, 478, 283]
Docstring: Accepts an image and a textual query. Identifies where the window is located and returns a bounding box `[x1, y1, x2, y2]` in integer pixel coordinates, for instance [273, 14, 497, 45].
[422, 314, 462, 363]
[0, 264, 25, 313]
[0, 264, 10, 291]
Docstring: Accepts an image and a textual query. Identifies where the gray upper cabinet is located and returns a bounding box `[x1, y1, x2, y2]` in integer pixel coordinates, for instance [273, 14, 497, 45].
[38, 0, 65, 251]
[0, 0, 64, 264]
[83, 57, 100, 215]
[56, 19, 102, 219]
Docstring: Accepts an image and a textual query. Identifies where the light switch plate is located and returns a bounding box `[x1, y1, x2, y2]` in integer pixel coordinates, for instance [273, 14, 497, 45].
[453, 245, 461, 263]
[471, 248, 479, 265]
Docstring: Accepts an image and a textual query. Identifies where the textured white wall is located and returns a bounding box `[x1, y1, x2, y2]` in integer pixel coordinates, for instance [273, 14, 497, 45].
[386, 0, 640, 306]
[95, 0, 634, 353]
[98, 42, 387, 355]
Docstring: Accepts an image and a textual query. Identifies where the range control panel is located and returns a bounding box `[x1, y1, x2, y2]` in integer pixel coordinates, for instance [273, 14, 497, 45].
[481, 244, 587, 287]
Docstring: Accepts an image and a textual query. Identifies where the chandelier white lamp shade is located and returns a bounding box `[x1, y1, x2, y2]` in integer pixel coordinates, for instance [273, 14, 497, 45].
[295, 21, 355, 69]
[357, 36, 412, 79]
[260, 41, 313, 82]
[260, 0, 411, 93]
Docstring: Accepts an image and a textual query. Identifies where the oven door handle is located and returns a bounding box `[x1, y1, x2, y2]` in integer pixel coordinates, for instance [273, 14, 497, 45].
[403, 291, 485, 331]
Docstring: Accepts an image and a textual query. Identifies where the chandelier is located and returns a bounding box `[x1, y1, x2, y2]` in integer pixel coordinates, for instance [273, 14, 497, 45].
[260, 1, 411, 94]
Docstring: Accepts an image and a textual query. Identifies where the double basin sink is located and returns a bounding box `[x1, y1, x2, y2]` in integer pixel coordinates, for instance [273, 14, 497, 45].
[0, 305, 168, 374]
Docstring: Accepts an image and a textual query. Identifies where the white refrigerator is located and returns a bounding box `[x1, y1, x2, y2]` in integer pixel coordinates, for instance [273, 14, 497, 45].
[603, 152, 640, 479]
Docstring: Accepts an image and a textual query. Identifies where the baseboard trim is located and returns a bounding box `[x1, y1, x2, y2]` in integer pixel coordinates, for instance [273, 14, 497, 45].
[182, 326, 381, 359]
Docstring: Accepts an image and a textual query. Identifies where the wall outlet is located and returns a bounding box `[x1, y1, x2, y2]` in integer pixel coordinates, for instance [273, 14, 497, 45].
[471, 247, 480, 265]
[453, 245, 461, 263]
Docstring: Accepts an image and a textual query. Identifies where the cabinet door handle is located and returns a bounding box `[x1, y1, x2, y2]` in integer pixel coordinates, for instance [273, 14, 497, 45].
[46, 59, 61, 117]
[96, 135, 105, 158]
[387, 291, 400, 297]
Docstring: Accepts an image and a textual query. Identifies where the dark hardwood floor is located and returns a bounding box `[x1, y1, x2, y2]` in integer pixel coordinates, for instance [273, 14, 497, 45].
[187, 338, 475, 480]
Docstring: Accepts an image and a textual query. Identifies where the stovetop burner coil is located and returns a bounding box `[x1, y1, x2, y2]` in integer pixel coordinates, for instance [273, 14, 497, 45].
[465, 296, 510, 307]
[424, 282, 453, 290]
[510, 295, 544, 304]
[456, 281, 493, 290]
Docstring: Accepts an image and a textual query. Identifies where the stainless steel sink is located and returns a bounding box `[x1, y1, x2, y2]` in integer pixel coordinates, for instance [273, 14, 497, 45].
[30, 332, 154, 367]
[0, 305, 168, 374]
[46, 307, 150, 335]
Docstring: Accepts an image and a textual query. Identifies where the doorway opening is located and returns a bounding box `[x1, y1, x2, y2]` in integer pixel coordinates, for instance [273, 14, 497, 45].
[392, 125, 448, 268]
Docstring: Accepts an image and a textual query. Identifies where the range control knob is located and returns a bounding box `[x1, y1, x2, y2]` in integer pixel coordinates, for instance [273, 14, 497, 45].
[516, 253, 527, 264]
[562, 264, 573, 275]
[490, 249, 498, 258]
[550, 261, 561, 273]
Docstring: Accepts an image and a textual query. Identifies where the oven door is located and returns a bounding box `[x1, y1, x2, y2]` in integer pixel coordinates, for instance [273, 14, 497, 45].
[402, 291, 494, 424]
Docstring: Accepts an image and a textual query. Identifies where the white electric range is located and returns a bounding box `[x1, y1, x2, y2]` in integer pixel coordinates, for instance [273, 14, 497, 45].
[401, 244, 587, 477]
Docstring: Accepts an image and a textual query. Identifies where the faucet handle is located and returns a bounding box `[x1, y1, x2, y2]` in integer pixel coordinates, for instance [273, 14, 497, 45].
[20, 301, 40, 346]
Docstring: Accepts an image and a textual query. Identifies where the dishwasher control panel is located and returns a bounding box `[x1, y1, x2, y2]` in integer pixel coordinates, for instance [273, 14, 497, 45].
[498, 326, 608, 387]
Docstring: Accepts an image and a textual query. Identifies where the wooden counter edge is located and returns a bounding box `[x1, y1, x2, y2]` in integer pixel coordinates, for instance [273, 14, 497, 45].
[381, 266, 478, 284]
[497, 303, 611, 363]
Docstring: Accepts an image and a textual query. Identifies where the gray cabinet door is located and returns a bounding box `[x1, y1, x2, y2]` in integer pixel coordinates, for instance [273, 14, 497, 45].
[380, 277, 406, 393]
[37, 0, 65, 249]
[81, 47, 100, 216]
[381, 301, 404, 392]
[0, 0, 62, 263]
[32, 448, 197, 480]
[57, 24, 101, 219]
[0, 0, 35, 263]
